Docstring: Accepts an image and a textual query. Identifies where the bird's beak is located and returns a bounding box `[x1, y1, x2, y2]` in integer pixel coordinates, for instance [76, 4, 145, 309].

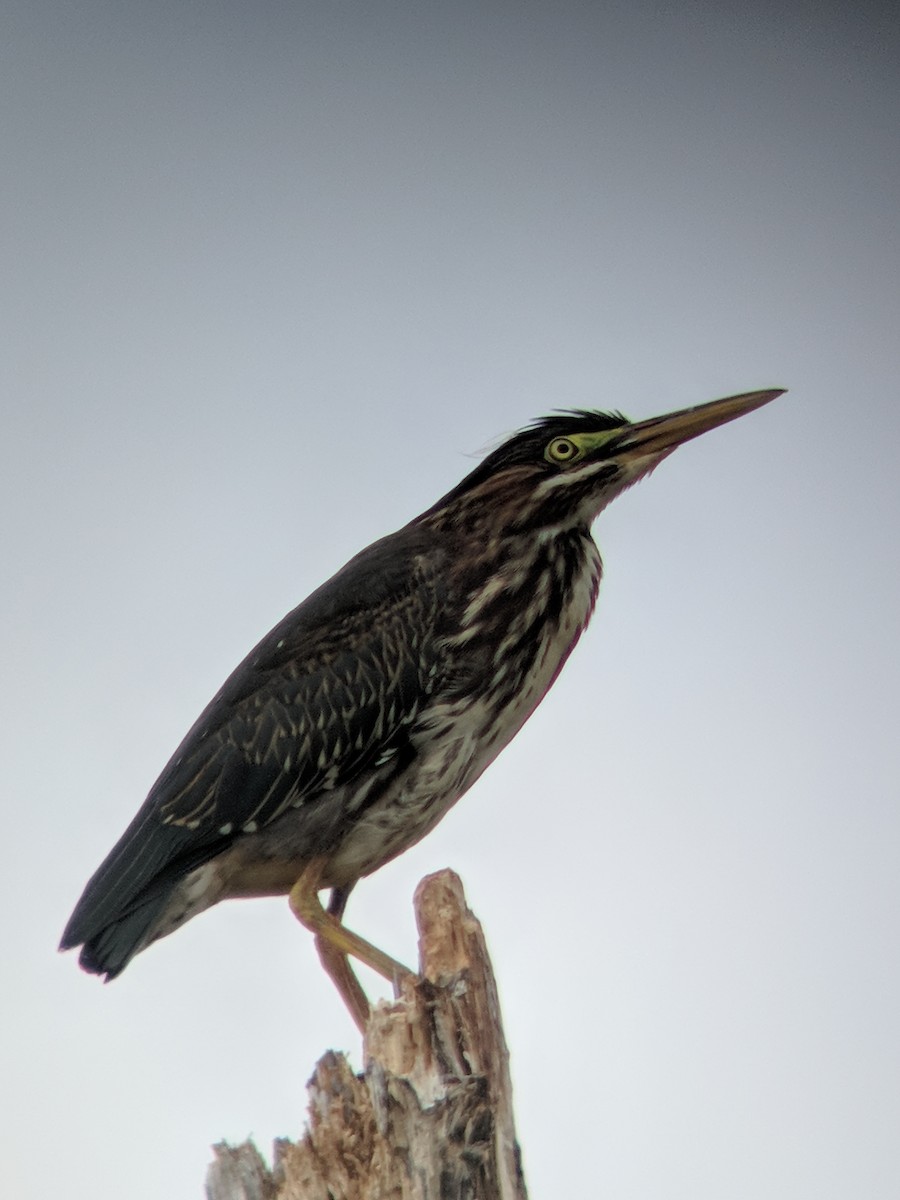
[615, 388, 785, 462]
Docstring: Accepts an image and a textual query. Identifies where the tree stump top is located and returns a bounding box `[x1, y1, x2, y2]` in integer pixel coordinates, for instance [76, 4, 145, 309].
[207, 870, 528, 1200]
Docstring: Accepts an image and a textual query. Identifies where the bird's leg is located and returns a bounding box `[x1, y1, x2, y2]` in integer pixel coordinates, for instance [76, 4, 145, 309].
[289, 859, 414, 1031]
[316, 885, 371, 1031]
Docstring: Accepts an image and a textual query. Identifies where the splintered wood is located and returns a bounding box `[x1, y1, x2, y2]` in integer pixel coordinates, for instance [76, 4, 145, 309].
[206, 870, 528, 1200]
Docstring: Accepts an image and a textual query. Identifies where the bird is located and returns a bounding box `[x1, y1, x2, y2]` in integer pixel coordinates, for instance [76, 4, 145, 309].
[61, 387, 783, 1028]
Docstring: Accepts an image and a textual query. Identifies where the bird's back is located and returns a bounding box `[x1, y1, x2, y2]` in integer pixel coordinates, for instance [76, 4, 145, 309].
[60, 524, 449, 977]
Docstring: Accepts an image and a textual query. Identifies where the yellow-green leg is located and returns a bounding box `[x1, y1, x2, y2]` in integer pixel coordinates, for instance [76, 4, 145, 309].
[289, 859, 414, 1031]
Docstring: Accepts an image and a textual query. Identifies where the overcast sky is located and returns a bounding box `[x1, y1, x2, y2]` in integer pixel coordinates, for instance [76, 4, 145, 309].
[3, 2, 899, 1197]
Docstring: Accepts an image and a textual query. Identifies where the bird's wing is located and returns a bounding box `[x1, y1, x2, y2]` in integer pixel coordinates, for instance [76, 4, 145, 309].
[60, 528, 447, 953]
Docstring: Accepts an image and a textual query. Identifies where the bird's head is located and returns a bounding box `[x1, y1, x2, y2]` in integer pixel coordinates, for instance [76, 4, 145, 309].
[429, 388, 784, 534]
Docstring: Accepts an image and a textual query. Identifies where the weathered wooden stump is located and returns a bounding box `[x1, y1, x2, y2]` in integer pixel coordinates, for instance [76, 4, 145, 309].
[206, 869, 528, 1200]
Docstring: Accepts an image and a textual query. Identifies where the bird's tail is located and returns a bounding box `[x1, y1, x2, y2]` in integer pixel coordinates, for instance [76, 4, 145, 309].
[60, 886, 174, 981]
[60, 803, 226, 980]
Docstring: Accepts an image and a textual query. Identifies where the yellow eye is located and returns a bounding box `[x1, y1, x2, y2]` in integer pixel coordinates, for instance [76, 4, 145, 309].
[546, 436, 580, 464]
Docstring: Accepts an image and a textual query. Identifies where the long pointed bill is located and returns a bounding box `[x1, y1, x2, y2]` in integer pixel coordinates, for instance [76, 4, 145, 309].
[616, 388, 785, 461]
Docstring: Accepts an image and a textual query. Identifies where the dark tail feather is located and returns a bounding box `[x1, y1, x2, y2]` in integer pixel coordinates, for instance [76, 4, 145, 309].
[59, 808, 226, 980]
[61, 888, 173, 981]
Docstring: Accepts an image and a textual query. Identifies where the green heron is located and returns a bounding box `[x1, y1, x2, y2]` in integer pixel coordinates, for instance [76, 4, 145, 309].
[61, 387, 783, 1028]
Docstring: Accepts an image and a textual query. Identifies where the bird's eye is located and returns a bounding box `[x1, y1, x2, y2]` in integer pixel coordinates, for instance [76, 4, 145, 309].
[546, 437, 580, 464]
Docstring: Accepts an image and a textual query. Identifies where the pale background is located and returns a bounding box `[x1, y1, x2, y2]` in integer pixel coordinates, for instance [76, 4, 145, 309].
[3, 3, 899, 1197]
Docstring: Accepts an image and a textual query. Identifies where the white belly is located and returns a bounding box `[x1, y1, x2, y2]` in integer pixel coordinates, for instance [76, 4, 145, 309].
[327, 536, 602, 883]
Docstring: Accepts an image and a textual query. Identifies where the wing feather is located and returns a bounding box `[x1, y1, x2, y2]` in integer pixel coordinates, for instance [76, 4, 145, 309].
[60, 527, 447, 957]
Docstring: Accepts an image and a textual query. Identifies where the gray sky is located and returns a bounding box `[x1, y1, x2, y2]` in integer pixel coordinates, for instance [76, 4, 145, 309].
[3, 2, 899, 1196]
